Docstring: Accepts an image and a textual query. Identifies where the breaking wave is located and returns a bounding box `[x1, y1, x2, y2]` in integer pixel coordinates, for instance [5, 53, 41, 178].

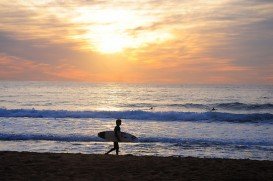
[1, 133, 272, 148]
[0, 108, 272, 122]
[166, 102, 273, 110]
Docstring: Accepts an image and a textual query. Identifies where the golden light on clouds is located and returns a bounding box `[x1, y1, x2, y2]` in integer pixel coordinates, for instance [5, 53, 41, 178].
[71, 7, 173, 53]
[0, 0, 273, 84]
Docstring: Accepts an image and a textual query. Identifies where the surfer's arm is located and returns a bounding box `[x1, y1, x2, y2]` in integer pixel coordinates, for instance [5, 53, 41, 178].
[115, 130, 121, 141]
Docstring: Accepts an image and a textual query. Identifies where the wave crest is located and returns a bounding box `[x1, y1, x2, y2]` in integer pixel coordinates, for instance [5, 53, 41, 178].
[1, 133, 272, 147]
[0, 108, 272, 122]
[167, 102, 273, 110]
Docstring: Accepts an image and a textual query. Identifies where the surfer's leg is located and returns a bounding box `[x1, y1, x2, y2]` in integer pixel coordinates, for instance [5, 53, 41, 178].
[114, 142, 119, 155]
[105, 148, 115, 154]
[105, 142, 117, 154]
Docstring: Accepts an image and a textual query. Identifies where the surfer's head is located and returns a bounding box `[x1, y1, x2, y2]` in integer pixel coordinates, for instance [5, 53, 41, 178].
[116, 119, 122, 126]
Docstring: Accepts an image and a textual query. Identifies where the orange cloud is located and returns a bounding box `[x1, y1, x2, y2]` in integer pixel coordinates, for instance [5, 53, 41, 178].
[0, 0, 273, 84]
[0, 54, 93, 81]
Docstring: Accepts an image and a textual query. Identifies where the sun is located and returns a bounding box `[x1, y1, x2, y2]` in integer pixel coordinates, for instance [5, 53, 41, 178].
[96, 34, 130, 54]
[87, 25, 133, 54]
[72, 7, 173, 54]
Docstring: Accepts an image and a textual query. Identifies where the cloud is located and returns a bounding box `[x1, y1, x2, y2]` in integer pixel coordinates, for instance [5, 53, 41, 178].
[0, 53, 93, 81]
[0, 0, 272, 84]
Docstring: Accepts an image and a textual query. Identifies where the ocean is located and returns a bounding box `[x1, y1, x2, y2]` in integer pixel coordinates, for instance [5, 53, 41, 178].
[0, 81, 272, 160]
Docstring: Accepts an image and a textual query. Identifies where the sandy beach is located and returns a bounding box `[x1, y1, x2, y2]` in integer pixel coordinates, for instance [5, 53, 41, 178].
[1, 151, 273, 180]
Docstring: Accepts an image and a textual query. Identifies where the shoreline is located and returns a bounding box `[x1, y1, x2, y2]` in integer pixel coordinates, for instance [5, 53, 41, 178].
[1, 151, 273, 180]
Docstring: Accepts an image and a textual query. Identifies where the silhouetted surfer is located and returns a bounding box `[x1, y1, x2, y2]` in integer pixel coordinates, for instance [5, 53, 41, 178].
[105, 119, 122, 155]
[211, 107, 217, 111]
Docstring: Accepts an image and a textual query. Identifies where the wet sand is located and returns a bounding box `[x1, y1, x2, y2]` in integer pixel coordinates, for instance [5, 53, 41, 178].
[1, 151, 273, 180]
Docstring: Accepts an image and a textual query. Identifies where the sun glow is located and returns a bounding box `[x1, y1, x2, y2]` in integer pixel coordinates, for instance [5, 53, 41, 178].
[72, 8, 173, 53]
[94, 33, 131, 54]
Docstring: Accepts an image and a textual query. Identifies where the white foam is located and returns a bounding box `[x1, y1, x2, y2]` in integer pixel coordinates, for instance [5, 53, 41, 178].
[0, 108, 272, 122]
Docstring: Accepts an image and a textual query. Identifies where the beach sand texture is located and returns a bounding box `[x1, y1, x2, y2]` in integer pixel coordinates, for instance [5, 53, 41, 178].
[1, 151, 273, 180]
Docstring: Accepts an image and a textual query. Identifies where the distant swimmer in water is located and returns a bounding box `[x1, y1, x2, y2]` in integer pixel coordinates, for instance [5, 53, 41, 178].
[143, 107, 153, 111]
[211, 107, 217, 111]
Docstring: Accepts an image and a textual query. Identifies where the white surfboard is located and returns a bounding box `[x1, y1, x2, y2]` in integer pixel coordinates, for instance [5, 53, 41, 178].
[98, 131, 138, 142]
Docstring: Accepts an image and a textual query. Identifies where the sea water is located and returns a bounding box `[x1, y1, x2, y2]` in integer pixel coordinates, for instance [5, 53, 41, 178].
[0, 81, 272, 160]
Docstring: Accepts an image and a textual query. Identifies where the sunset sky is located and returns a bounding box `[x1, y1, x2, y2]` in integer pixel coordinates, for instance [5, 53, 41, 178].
[0, 0, 273, 84]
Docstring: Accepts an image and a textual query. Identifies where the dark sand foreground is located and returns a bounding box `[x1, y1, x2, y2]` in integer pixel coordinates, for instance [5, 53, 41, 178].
[1, 152, 273, 180]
